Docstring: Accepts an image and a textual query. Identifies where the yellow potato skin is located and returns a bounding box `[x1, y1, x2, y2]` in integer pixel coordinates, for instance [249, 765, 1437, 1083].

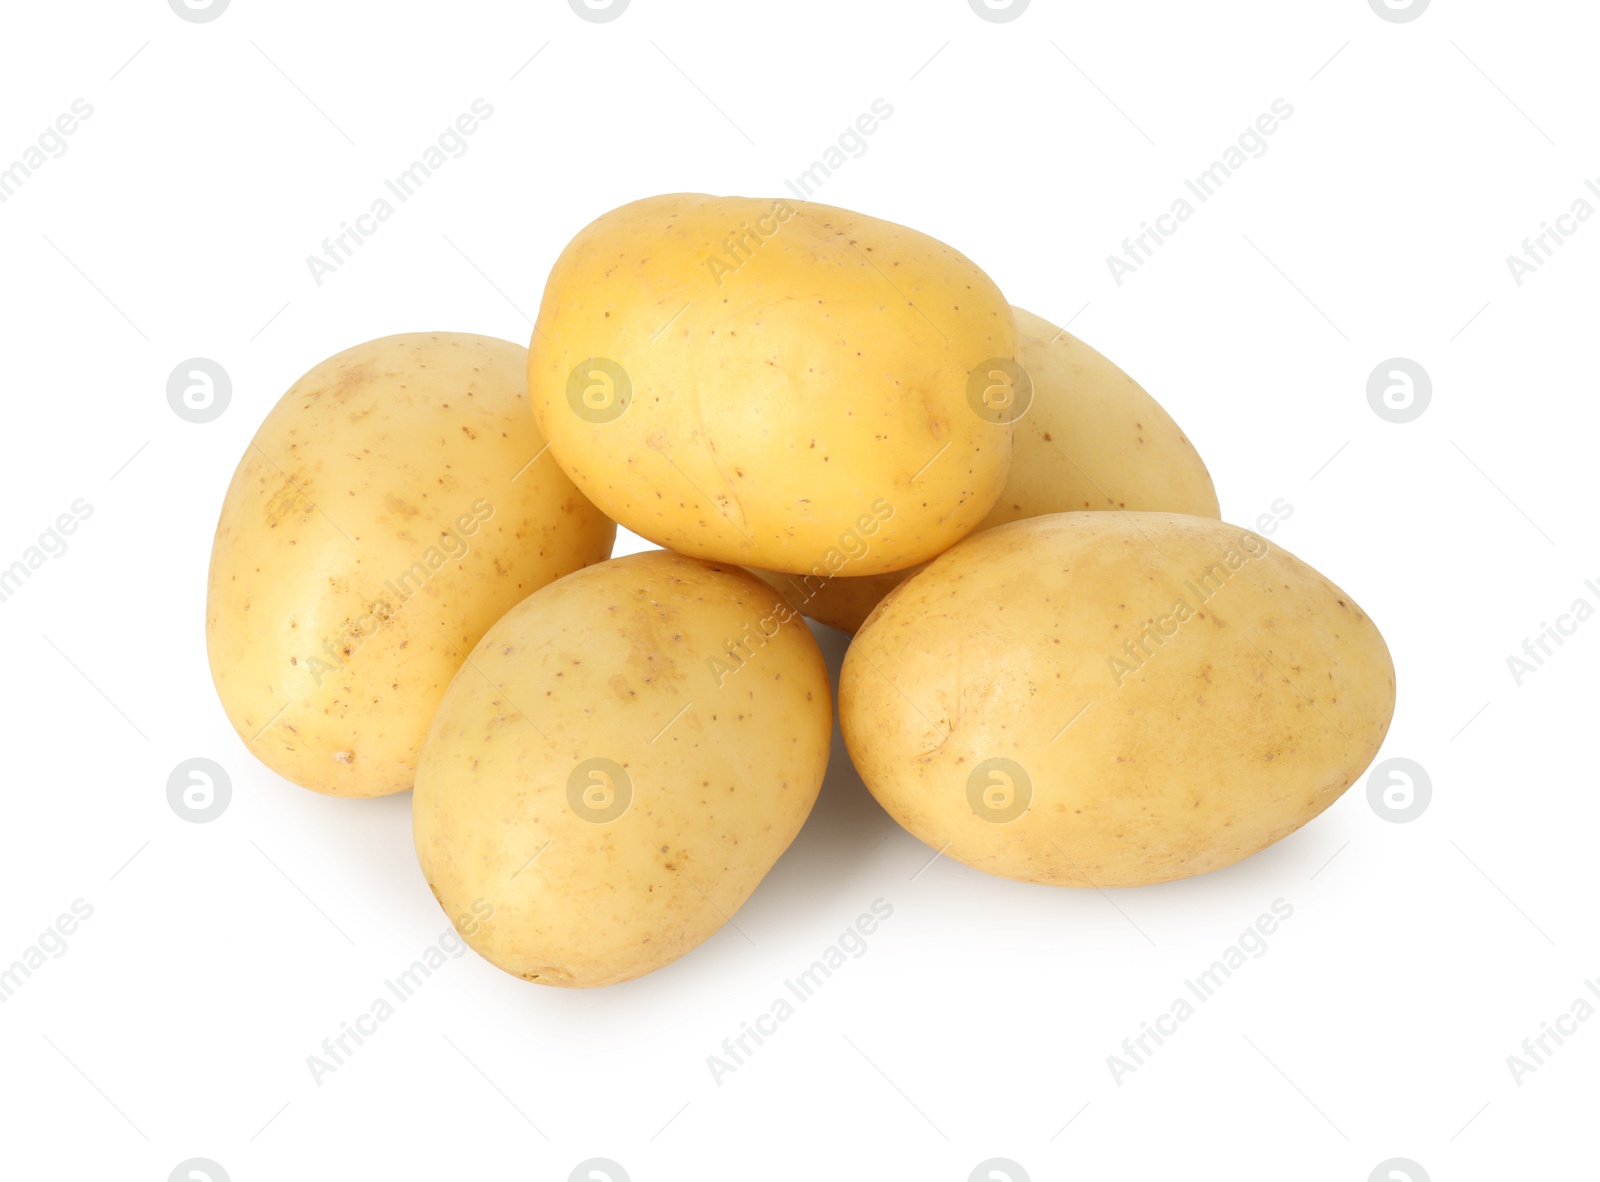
[988, 307, 1219, 525]
[755, 306, 1219, 632]
[840, 513, 1395, 888]
[528, 193, 1015, 576]
[752, 565, 898, 637]
[413, 550, 832, 988]
[206, 333, 615, 798]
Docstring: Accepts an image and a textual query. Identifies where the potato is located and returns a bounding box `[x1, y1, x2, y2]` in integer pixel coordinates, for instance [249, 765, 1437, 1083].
[752, 565, 899, 638]
[413, 550, 832, 987]
[840, 512, 1394, 887]
[754, 305, 1220, 632]
[527, 193, 1016, 576]
[206, 333, 615, 797]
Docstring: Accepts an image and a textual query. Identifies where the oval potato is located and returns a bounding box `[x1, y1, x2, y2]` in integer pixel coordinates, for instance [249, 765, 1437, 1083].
[528, 193, 1015, 576]
[755, 305, 1220, 632]
[413, 550, 832, 988]
[206, 333, 615, 797]
[840, 512, 1395, 887]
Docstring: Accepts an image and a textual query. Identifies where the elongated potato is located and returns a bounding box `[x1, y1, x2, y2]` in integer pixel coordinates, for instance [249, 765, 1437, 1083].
[206, 333, 615, 797]
[527, 193, 1015, 576]
[413, 550, 832, 988]
[840, 513, 1395, 887]
[755, 306, 1219, 632]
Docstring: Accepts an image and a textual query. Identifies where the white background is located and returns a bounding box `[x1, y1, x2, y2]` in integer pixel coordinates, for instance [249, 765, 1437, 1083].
[1, 1, 1594, 1179]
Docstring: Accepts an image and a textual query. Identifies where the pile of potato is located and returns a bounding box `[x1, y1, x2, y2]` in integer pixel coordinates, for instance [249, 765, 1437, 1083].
[207, 194, 1395, 988]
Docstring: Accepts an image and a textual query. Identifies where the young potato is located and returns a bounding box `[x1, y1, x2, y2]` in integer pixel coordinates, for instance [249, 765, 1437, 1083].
[527, 193, 1015, 576]
[840, 513, 1395, 888]
[413, 550, 832, 988]
[754, 305, 1220, 632]
[206, 333, 615, 798]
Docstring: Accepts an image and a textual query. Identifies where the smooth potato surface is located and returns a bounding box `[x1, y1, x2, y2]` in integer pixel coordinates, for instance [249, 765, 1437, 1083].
[206, 333, 615, 797]
[413, 550, 832, 988]
[755, 306, 1220, 632]
[528, 193, 1015, 576]
[840, 513, 1395, 887]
